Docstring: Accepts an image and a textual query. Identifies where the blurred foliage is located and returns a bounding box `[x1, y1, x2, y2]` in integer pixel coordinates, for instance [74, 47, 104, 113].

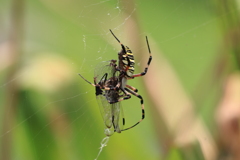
[0, 0, 240, 160]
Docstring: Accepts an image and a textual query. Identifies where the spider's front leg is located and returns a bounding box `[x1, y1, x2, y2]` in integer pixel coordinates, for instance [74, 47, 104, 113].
[78, 73, 110, 97]
[78, 73, 96, 87]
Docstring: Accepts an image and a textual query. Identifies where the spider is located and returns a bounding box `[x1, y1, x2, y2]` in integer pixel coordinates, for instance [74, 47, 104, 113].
[79, 60, 125, 136]
[106, 29, 152, 131]
[79, 30, 152, 133]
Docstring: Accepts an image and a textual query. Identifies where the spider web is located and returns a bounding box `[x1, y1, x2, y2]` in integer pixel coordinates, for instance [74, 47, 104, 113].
[0, 0, 223, 160]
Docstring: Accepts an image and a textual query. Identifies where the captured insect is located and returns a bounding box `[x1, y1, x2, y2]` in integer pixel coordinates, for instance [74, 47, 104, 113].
[79, 60, 125, 136]
[108, 29, 152, 131]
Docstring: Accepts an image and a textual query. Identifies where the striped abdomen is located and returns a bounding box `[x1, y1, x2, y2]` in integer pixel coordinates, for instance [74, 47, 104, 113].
[121, 46, 135, 77]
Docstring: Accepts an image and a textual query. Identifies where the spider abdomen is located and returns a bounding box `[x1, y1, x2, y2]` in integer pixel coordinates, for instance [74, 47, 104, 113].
[121, 46, 135, 77]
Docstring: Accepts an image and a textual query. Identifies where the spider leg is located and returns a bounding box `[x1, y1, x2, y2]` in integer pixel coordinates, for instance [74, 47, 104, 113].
[108, 87, 131, 104]
[78, 73, 96, 87]
[121, 87, 144, 131]
[109, 29, 127, 52]
[99, 73, 108, 83]
[117, 88, 131, 102]
[126, 84, 138, 93]
[79, 73, 113, 96]
[131, 36, 152, 78]
[102, 76, 121, 91]
[102, 82, 120, 91]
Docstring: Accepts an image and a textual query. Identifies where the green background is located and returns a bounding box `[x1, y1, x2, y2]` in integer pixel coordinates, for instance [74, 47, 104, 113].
[0, 0, 239, 160]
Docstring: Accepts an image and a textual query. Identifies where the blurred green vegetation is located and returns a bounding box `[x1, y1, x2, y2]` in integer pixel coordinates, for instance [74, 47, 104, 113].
[0, 0, 240, 160]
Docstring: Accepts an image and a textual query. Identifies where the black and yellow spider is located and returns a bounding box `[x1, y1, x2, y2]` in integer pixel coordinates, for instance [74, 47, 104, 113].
[79, 30, 152, 134]
[108, 29, 152, 131]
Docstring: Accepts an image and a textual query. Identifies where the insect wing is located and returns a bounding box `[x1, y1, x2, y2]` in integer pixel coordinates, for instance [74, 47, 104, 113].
[96, 92, 112, 128]
[94, 60, 116, 82]
[111, 101, 125, 133]
[119, 103, 125, 131]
